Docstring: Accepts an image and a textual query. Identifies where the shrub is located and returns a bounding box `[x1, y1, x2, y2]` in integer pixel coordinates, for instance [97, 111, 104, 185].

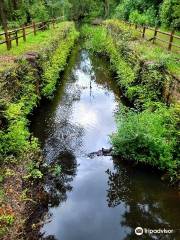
[111, 105, 179, 178]
[42, 23, 79, 97]
[160, 0, 180, 29]
[129, 9, 157, 26]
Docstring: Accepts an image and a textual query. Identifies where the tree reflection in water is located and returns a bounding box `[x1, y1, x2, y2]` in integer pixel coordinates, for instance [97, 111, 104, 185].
[106, 157, 178, 240]
[46, 151, 77, 208]
[25, 151, 77, 240]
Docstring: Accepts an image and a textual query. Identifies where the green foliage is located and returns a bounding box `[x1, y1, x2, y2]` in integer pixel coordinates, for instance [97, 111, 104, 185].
[51, 164, 62, 177]
[42, 23, 79, 97]
[0, 214, 14, 225]
[81, 23, 136, 89]
[2, 0, 66, 27]
[25, 162, 43, 180]
[111, 105, 179, 178]
[0, 22, 78, 160]
[0, 61, 38, 157]
[30, 1, 49, 22]
[129, 8, 157, 26]
[81, 25, 107, 53]
[113, 0, 160, 26]
[82, 21, 179, 180]
[1, 0, 179, 30]
[0, 213, 15, 237]
[160, 0, 180, 28]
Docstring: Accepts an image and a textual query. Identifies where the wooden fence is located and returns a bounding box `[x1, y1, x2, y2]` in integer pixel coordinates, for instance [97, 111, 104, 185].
[0, 17, 62, 50]
[125, 22, 180, 52]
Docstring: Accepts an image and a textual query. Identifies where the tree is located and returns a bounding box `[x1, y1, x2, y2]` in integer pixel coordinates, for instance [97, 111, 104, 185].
[0, 0, 11, 49]
[103, 0, 110, 18]
[0, 0, 8, 31]
[160, 0, 180, 28]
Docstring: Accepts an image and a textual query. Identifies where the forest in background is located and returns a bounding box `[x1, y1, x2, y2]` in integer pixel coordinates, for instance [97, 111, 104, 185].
[0, 0, 179, 31]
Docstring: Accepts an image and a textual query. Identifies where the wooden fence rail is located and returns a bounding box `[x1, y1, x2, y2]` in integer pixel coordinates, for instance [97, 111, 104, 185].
[125, 21, 180, 52]
[0, 17, 61, 50]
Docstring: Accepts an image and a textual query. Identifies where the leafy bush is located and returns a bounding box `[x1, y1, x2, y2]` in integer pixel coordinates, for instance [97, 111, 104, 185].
[0, 60, 38, 157]
[114, 0, 159, 26]
[160, 0, 180, 29]
[81, 25, 107, 53]
[42, 23, 79, 97]
[129, 8, 157, 26]
[111, 105, 179, 178]
[30, 2, 49, 22]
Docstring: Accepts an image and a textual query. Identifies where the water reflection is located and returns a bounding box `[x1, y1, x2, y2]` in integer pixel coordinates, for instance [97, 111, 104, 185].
[46, 151, 77, 208]
[106, 158, 180, 239]
[29, 46, 180, 240]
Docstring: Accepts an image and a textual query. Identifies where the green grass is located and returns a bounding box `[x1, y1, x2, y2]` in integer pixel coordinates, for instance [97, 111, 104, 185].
[143, 28, 180, 53]
[0, 22, 73, 72]
[132, 41, 180, 77]
[0, 22, 68, 56]
[106, 20, 180, 77]
[127, 23, 180, 54]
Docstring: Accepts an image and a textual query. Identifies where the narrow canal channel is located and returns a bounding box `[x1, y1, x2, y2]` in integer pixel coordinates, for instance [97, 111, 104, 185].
[30, 44, 180, 240]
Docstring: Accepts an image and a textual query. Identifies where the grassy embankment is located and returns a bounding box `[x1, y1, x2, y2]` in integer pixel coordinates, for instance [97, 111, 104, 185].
[81, 20, 180, 182]
[124, 23, 180, 54]
[0, 21, 79, 239]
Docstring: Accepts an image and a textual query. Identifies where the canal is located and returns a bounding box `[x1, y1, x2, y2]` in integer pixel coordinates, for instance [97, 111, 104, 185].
[29, 44, 180, 240]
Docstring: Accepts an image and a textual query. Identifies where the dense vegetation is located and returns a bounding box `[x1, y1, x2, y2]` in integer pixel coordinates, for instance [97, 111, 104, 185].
[0, 22, 78, 159]
[0, 22, 78, 238]
[81, 21, 179, 180]
[0, 0, 179, 30]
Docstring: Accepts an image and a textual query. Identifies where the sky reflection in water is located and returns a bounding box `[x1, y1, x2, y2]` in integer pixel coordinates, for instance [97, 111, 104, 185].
[31, 48, 180, 240]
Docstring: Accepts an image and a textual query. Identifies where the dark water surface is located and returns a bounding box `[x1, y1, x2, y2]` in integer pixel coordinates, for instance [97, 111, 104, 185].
[30, 45, 180, 240]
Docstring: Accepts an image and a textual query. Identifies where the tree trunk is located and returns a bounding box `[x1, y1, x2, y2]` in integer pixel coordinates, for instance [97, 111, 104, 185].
[0, 0, 8, 30]
[0, 0, 10, 50]
[104, 0, 109, 18]
[12, 0, 19, 10]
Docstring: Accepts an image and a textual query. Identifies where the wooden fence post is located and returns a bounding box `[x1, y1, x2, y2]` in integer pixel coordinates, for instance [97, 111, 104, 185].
[135, 24, 137, 29]
[52, 18, 55, 28]
[5, 31, 11, 50]
[142, 26, 146, 38]
[33, 22, 36, 35]
[15, 30, 18, 46]
[153, 27, 157, 44]
[8, 32, 12, 48]
[22, 26, 26, 42]
[168, 29, 175, 51]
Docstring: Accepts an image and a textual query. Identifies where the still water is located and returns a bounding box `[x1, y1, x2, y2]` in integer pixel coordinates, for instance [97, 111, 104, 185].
[30, 45, 180, 240]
